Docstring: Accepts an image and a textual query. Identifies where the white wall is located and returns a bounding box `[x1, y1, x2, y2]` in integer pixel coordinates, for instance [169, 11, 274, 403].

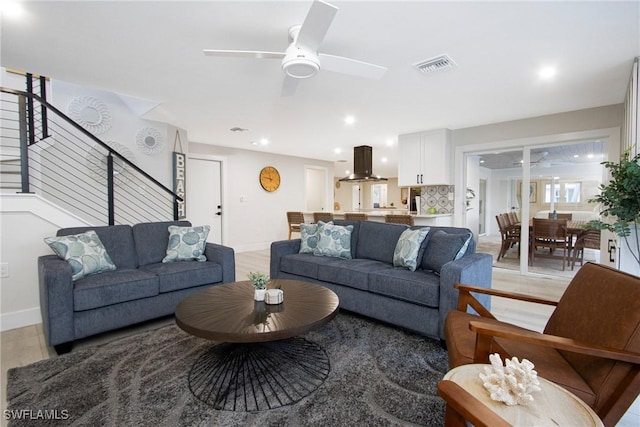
[188, 142, 334, 252]
[0, 195, 91, 331]
[50, 80, 175, 190]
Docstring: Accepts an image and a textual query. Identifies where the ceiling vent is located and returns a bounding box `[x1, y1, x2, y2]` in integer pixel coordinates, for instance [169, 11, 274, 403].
[413, 54, 456, 74]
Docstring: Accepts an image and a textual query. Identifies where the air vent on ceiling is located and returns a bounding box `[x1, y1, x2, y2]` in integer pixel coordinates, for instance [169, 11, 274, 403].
[230, 126, 249, 132]
[413, 54, 456, 74]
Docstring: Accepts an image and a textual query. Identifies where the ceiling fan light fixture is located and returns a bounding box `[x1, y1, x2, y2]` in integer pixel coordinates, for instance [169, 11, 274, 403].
[283, 58, 319, 78]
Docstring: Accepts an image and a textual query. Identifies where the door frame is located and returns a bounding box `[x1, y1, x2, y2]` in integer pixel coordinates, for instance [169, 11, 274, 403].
[186, 153, 228, 245]
[304, 165, 331, 212]
[454, 127, 620, 276]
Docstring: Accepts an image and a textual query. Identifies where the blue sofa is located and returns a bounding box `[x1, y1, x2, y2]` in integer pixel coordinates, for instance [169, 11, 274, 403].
[270, 220, 492, 340]
[38, 220, 235, 354]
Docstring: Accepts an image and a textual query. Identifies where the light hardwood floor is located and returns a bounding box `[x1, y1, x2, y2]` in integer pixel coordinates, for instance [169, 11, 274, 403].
[1, 250, 638, 426]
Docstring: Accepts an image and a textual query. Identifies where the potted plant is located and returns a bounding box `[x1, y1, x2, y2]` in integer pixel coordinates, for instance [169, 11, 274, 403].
[248, 271, 269, 301]
[588, 148, 640, 272]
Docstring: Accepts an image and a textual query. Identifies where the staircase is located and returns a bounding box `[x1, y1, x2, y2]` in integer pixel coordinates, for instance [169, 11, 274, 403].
[0, 73, 181, 225]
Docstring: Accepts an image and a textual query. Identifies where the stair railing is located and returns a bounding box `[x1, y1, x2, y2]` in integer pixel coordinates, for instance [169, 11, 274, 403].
[0, 85, 183, 225]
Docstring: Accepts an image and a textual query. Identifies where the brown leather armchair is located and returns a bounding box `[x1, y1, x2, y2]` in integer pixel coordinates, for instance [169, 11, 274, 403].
[443, 262, 640, 427]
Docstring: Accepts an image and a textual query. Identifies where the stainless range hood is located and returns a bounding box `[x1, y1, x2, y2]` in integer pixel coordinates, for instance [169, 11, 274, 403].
[338, 145, 387, 182]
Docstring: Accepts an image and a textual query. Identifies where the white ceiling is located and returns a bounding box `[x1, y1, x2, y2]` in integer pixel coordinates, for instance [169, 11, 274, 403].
[2, 1, 639, 178]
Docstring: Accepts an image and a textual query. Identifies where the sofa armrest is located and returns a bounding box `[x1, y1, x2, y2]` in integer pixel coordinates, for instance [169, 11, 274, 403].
[438, 253, 493, 339]
[204, 243, 236, 283]
[38, 255, 75, 347]
[270, 239, 301, 278]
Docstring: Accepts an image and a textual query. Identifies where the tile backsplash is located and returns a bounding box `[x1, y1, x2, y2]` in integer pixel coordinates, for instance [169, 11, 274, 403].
[418, 185, 454, 214]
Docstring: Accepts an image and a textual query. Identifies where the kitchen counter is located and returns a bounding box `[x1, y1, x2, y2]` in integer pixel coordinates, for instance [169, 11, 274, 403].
[303, 212, 453, 226]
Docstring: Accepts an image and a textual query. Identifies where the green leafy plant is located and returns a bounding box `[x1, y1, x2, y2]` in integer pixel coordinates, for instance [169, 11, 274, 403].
[248, 271, 269, 290]
[588, 148, 640, 268]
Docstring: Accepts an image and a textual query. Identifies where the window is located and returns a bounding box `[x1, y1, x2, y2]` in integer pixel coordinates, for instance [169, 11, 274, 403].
[544, 182, 581, 203]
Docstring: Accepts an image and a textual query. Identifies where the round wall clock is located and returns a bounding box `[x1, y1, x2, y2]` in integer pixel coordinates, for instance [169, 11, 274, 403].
[259, 166, 281, 192]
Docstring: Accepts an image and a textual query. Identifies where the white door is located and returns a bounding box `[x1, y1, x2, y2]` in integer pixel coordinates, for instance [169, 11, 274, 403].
[187, 158, 222, 244]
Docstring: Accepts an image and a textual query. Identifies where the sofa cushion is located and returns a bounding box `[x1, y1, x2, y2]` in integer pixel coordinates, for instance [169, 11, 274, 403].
[73, 269, 159, 311]
[421, 230, 472, 273]
[142, 261, 222, 293]
[132, 220, 191, 266]
[317, 258, 391, 291]
[45, 231, 117, 281]
[368, 268, 441, 307]
[163, 225, 210, 262]
[279, 253, 338, 279]
[299, 222, 324, 254]
[314, 222, 354, 259]
[356, 221, 408, 263]
[393, 227, 430, 271]
[58, 225, 137, 270]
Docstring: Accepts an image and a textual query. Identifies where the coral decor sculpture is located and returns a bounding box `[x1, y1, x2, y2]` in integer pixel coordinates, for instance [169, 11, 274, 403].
[479, 353, 541, 406]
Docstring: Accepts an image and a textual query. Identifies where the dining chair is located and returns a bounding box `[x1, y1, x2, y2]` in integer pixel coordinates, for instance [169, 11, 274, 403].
[286, 211, 305, 239]
[530, 218, 570, 270]
[384, 214, 414, 226]
[571, 228, 601, 270]
[344, 212, 368, 221]
[495, 214, 519, 261]
[312, 212, 334, 223]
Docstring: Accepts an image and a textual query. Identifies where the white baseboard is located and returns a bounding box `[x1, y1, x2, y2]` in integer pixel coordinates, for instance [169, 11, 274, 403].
[1, 307, 42, 332]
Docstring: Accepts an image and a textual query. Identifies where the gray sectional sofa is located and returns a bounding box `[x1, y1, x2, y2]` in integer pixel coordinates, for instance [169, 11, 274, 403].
[270, 220, 492, 340]
[38, 220, 235, 354]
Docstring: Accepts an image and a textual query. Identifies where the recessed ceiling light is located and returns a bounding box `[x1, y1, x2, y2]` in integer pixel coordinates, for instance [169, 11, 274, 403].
[573, 154, 579, 158]
[587, 153, 594, 159]
[334, 148, 342, 154]
[386, 139, 395, 147]
[259, 138, 269, 146]
[381, 157, 388, 163]
[539, 66, 556, 80]
[480, 159, 485, 164]
[345, 170, 350, 175]
[344, 115, 356, 125]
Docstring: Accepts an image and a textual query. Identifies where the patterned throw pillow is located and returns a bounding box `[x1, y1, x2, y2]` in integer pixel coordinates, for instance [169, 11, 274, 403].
[162, 225, 210, 263]
[314, 222, 353, 259]
[299, 221, 328, 254]
[393, 227, 431, 271]
[44, 230, 116, 281]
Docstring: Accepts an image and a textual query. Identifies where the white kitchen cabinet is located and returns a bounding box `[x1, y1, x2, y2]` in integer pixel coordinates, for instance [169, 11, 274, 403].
[398, 129, 451, 186]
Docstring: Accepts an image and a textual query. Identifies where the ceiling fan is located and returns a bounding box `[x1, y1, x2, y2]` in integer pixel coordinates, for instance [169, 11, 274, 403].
[203, 0, 387, 95]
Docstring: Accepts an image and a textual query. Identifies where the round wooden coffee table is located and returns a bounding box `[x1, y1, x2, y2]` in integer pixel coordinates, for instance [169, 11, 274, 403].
[175, 279, 339, 411]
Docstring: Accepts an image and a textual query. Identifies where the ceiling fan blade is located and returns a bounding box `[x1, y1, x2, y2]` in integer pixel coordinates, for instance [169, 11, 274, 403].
[296, 0, 338, 51]
[281, 76, 300, 97]
[319, 53, 387, 79]
[203, 49, 285, 59]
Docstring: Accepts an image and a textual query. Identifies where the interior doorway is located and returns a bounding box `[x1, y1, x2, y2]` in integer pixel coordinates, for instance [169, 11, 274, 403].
[478, 179, 487, 236]
[186, 156, 223, 244]
[305, 167, 327, 212]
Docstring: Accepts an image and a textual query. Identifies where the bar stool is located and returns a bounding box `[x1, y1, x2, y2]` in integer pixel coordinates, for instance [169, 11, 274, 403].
[286, 211, 305, 239]
[384, 214, 414, 226]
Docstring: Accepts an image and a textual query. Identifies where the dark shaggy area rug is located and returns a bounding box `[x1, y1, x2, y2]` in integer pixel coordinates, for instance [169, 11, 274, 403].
[6, 312, 448, 426]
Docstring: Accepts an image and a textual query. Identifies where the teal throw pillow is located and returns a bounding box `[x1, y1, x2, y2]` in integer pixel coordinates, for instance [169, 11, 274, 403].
[299, 221, 329, 254]
[314, 222, 353, 259]
[44, 230, 116, 281]
[421, 230, 472, 274]
[393, 227, 431, 271]
[163, 225, 210, 262]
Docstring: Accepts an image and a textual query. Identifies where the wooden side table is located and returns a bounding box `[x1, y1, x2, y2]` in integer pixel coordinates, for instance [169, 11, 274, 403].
[443, 364, 603, 426]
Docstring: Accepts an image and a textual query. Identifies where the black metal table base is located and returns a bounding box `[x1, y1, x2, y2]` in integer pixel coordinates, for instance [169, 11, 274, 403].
[188, 337, 330, 411]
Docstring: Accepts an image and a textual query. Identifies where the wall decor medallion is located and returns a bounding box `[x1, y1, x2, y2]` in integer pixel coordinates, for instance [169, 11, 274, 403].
[67, 96, 112, 135]
[85, 141, 135, 184]
[136, 127, 165, 155]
